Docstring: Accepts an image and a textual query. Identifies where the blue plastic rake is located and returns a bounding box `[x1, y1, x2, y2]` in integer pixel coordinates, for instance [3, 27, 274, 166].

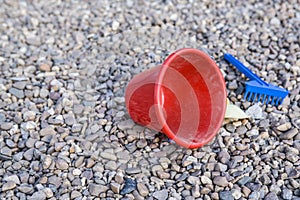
[224, 53, 289, 106]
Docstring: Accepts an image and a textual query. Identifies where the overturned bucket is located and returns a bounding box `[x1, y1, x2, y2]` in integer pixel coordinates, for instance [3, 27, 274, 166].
[125, 48, 227, 148]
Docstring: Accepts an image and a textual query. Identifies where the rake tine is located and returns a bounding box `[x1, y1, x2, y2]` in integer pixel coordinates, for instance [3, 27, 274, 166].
[262, 94, 267, 104]
[276, 97, 281, 106]
[247, 92, 253, 101]
[250, 93, 255, 102]
[271, 96, 276, 105]
[244, 91, 249, 100]
[257, 93, 262, 103]
[259, 94, 264, 104]
[253, 93, 258, 102]
[272, 96, 276, 105]
[279, 97, 285, 105]
[252, 93, 256, 102]
[266, 96, 271, 105]
[267, 96, 274, 104]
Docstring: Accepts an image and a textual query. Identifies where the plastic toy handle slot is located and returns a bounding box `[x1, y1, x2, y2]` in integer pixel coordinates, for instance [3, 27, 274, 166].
[224, 53, 268, 86]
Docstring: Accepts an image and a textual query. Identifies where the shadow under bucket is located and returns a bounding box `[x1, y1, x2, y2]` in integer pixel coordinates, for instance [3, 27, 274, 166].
[125, 48, 227, 148]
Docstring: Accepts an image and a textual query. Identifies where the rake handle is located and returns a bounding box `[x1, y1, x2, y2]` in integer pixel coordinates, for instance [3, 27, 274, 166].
[224, 53, 268, 86]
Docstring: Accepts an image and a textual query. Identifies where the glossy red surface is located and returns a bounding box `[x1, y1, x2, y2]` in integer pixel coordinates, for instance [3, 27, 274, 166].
[125, 48, 227, 148]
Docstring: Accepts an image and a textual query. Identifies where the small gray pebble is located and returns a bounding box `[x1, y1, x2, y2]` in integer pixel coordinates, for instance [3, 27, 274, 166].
[71, 190, 82, 199]
[0, 113, 5, 122]
[213, 176, 228, 187]
[3, 174, 20, 184]
[153, 189, 168, 200]
[2, 181, 16, 191]
[280, 128, 298, 140]
[249, 191, 260, 199]
[1, 146, 12, 157]
[55, 158, 69, 170]
[125, 167, 141, 175]
[18, 184, 34, 194]
[219, 191, 234, 200]
[282, 189, 293, 200]
[228, 80, 238, 90]
[264, 192, 279, 200]
[9, 88, 25, 98]
[1, 122, 13, 130]
[238, 176, 252, 186]
[13, 81, 27, 90]
[88, 183, 108, 196]
[120, 178, 137, 195]
[27, 191, 46, 200]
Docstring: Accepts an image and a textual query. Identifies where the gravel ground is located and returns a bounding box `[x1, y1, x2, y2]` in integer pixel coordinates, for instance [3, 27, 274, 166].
[0, 0, 300, 199]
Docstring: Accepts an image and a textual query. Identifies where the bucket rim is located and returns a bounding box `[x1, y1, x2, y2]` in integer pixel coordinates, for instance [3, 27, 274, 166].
[154, 48, 227, 148]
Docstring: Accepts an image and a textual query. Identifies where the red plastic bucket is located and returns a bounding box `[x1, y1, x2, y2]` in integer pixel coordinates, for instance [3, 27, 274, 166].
[125, 48, 227, 148]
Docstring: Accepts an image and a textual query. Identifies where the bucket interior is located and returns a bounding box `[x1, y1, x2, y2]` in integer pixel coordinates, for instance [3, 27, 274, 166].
[156, 49, 226, 148]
